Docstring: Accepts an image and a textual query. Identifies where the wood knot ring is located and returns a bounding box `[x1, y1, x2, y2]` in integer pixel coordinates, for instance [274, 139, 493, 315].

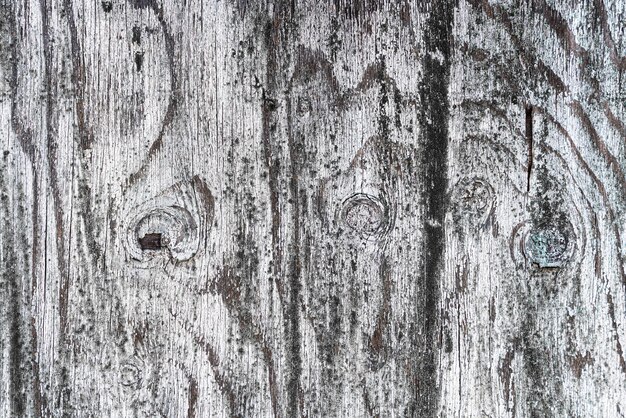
[340, 193, 391, 239]
[452, 176, 495, 223]
[127, 205, 198, 262]
[119, 362, 142, 388]
[524, 223, 571, 268]
[121, 177, 214, 266]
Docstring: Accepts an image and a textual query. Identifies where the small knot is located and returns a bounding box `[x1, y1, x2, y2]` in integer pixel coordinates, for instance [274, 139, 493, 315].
[122, 176, 214, 265]
[129, 205, 198, 262]
[119, 362, 142, 388]
[525, 224, 571, 268]
[452, 176, 495, 225]
[340, 193, 391, 239]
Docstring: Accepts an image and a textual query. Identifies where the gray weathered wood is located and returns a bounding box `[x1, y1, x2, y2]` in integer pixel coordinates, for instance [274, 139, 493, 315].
[1, 0, 625, 416]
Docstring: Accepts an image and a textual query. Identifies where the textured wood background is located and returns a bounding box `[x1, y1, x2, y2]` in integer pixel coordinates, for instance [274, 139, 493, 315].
[1, 0, 625, 416]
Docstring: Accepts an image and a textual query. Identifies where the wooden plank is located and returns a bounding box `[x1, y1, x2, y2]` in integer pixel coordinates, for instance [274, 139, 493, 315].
[279, 2, 452, 416]
[441, 0, 626, 416]
[0, 0, 624, 416]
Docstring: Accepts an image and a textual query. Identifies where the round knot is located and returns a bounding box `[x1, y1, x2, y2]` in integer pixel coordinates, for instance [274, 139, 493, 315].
[340, 193, 390, 239]
[452, 177, 495, 224]
[524, 224, 571, 268]
[126, 205, 198, 262]
[121, 177, 214, 265]
[119, 361, 142, 388]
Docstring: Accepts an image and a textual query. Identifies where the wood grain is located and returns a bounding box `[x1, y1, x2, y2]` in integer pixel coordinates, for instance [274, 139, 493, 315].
[0, 0, 624, 416]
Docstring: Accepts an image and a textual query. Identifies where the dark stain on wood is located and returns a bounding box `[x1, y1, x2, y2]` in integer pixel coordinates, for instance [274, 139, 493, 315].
[132, 327, 145, 348]
[62, 0, 94, 150]
[368, 256, 392, 368]
[9, 321, 25, 418]
[260, 10, 305, 415]
[292, 46, 341, 101]
[591, 0, 626, 71]
[414, 0, 453, 414]
[287, 94, 303, 418]
[101, 1, 113, 12]
[534, 0, 589, 59]
[131, 0, 153, 9]
[489, 296, 496, 322]
[569, 351, 594, 379]
[376, 57, 391, 140]
[499, 349, 515, 407]
[212, 266, 241, 307]
[6, 6, 46, 413]
[520, 311, 560, 417]
[0, 165, 25, 416]
[261, 17, 284, 297]
[191, 175, 216, 242]
[187, 376, 198, 418]
[455, 259, 469, 292]
[134, 51, 144, 72]
[332, 0, 383, 21]
[607, 292, 626, 375]
[132, 25, 142, 45]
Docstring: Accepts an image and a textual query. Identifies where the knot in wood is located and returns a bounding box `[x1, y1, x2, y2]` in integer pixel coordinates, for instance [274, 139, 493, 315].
[452, 177, 495, 221]
[129, 205, 198, 262]
[122, 177, 214, 265]
[340, 193, 389, 238]
[524, 224, 570, 268]
[119, 362, 142, 388]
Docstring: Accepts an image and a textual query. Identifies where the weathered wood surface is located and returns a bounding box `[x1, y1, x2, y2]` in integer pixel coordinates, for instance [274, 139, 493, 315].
[1, 0, 625, 416]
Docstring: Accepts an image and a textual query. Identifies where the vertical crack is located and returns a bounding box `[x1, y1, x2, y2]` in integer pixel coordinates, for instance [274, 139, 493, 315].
[526, 106, 534, 193]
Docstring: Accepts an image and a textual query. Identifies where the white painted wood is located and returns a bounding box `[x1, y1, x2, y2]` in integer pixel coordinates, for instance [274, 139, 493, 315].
[0, 0, 624, 416]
